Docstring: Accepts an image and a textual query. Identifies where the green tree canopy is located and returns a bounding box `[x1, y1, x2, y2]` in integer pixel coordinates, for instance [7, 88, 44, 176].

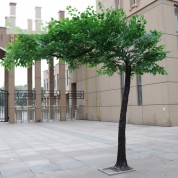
[1, 4, 167, 172]
[2, 5, 166, 76]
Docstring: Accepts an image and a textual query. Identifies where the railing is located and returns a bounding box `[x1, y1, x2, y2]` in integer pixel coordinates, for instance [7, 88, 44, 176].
[66, 105, 84, 120]
[41, 105, 60, 122]
[27, 105, 35, 122]
[14, 90, 85, 122]
[66, 91, 84, 99]
[0, 106, 4, 122]
[15, 105, 35, 123]
[0, 90, 8, 122]
[14, 105, 84, 122]
[15, 90, 36, 123]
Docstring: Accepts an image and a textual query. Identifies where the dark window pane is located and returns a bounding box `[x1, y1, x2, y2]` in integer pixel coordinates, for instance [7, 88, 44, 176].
[137, 76, 142, 106]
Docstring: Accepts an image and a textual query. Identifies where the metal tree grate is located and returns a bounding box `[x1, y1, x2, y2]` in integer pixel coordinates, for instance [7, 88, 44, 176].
[98, 166, 135, 176]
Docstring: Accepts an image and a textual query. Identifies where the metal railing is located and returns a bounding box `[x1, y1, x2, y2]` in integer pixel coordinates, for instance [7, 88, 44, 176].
[41, 105, 60, 122]
[0, 90, 8, 122]
[15, 105, 35, 123]
[66, 105, 84, 120]
[27, 106, 35, 122]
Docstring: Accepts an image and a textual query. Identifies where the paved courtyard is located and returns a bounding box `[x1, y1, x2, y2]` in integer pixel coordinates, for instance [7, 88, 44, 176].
[0, 120, 178, 178]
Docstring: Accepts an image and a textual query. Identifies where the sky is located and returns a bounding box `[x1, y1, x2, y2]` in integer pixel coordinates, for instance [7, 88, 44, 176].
[0, 0, 96, 87]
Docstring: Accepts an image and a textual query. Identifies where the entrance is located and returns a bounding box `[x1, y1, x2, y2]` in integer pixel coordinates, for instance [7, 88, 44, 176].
[0, 90, 8, 122]
[66, 83, 84, 120]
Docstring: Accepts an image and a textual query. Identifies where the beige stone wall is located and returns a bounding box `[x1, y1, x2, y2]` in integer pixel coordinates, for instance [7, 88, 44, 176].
[0, 28, 10, 48]
[70, 0, 178, 126]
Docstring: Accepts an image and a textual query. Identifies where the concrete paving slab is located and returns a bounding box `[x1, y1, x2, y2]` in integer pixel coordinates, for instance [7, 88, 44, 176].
[0, 120, 178, 178]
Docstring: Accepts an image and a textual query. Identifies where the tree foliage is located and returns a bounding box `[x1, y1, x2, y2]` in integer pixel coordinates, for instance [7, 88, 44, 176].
[2, 5, 167, 76]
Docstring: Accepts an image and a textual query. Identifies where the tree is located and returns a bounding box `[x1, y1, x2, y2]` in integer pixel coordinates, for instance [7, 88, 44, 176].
[1, 4, 167, 171]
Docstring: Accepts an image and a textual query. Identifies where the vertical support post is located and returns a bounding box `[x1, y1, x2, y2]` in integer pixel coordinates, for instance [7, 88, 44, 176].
[59, 60, 66, 121]
[27, 67, 33, 121]
[4, 69, 9, 121]
[27, 67, 33, 106]
[34, 6, 42, 122]
[9, 2, 16, 28]
[58, 10, 66, 121]
[35, 7, 41, 33]
[27, 19, 33, 32]
[27, 19, 33, 121]
[48, 60, 55, 119]
[4, 69, 9, 91]
[8, 68, 15, 123]
[35, 61, 42, 122]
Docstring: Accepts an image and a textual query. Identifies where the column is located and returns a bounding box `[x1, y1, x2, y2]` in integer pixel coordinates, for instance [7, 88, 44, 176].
[9, 3, 16, 27]
[27, 67, 33, 106]
[27, 67, 33, 121]
[27, 19, 33, 32]
[35, 7, 41, 33]
[59, 60, 66, 121]
[4, 69, 9, 91]
[35, 61, 42, 122]
[48, 61, 55, 119]
[4, 69, 9, 121]
[8, 68, 15, 123]
[58, 10, 66, 121]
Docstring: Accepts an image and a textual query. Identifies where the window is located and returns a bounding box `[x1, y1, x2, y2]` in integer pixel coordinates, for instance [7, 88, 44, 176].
[175, 7, 178, 44]
[115, 0, 119, 9]
[137, 76, 142, 106]
[57, 74, 60, 90]
[54, 75, 56, 90]
[66, 70, 69, 86]
[130, 0, 138, 9]
[44, 79, 48, 90]
[120, 72, 125, 99]
[10, 34, 15, 42]
[44, 80, 46, 90]
[115, 0, 123, 9]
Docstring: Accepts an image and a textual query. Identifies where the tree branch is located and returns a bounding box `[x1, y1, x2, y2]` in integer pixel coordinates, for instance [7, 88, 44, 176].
[49, 46, 94, 59]
[68, 46, 94, 58]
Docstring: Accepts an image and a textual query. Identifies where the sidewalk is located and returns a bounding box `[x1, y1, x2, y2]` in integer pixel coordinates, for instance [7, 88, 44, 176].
[0, 120, 178, 178]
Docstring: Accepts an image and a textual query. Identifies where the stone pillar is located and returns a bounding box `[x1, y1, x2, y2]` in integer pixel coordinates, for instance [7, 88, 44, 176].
[27, 67, 33, 121]
[35, 61, 42, 122]
[59, 60, 66, 121]
[58, 10, 66, 121]
[4, 69, 9, 121]
[9, 3, 16, 29]
[8, 68, 15, 123]
[27, 68, 33, 106]
[27, 19, 33, 32]
[35, 7, 41, 33]
[4, 69, 9, 91]
[5, 17, 10, 27]
[48, 61, 55, 119]
[58, 11, 65, 19]
[27, 19, 33, 106]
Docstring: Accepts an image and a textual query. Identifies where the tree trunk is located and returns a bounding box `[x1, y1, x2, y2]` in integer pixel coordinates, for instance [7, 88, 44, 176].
[114, 63, 132, 170]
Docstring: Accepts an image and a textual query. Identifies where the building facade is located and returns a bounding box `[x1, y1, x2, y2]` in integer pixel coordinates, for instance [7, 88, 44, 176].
[69, 0, 178, 126]
[43, 63, 70, 92]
